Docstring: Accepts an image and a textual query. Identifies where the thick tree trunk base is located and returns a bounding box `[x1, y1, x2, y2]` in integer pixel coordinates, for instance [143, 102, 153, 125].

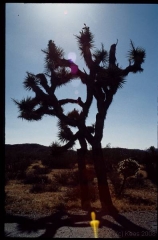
[92, 146, 114, 210]
[77, 149, 91, 210]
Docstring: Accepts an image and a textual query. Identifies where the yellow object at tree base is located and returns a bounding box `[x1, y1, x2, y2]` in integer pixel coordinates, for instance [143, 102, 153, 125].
[90, 212, 100, 238]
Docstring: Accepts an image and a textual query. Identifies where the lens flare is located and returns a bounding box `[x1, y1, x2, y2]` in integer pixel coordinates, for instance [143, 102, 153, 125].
[70, 65, 78, 74]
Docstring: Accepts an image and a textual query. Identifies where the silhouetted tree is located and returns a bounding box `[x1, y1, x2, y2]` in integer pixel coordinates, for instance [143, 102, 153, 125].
[13, 24, 146, 212]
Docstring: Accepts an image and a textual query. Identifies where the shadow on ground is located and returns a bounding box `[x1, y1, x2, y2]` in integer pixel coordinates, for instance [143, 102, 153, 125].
[4, 209, 157, 238]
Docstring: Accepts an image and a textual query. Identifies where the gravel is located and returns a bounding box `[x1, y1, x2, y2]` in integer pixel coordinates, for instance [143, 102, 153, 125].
[4, 210, 157, 238]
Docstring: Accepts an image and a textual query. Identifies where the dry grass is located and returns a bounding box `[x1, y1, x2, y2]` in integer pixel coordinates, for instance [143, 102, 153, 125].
[5, 163, 157, 215]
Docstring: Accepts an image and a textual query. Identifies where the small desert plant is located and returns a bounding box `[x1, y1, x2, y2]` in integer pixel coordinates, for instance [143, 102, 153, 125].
[117, 158, 140, 195]
[53, 169, 82, 187]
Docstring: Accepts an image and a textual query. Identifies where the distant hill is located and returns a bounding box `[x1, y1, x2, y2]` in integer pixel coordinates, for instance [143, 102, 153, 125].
[5, 143, 152, 163]
[5, 143, 50, 156]
[102, 147, 149, 165]
[5, 143, 157, 162]
[5, 143, 76, 162]
[5, 143, 50, 153]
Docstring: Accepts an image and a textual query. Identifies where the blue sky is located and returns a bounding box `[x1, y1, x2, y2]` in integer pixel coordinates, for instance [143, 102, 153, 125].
[5, 3, 158, 150]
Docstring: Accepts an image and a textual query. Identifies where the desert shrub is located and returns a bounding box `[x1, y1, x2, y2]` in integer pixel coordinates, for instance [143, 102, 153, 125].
[125, 176, 146, 189]
[123, 193, 155, 206]
[46, 183, 60, 192]
[5, 155, 33, 180]
[117, 158, 140, 195]
[30, 183, 45, 193]
[53, 169, 80, 187]
[64, 184, 98, 202]
[54, 202, 67, 211]
[118, 158, 140, 178]
[53, 171, 72, 186]
[42, 151, 76, 169]
[24, 173, 51, 184]
[32, 164, 50, 175]
[5, 192, 14, 205]
[64, 186, 81, 201]
[68, 169, 80, 186]
[30, 179, 60, 193]
[5, 169, 26, 182]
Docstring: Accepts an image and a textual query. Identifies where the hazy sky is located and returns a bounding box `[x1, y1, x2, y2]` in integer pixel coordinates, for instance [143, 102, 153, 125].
[5, 3, 158, 150]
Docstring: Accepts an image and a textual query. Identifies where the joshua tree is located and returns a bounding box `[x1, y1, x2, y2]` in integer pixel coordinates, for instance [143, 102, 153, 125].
[13, 24, 146, 212]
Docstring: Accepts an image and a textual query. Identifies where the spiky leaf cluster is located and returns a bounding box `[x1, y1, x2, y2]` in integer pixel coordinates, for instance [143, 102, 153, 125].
[57, 120, 73, 143]
[18, 110, 43, 121]
[106, 66, 126, 90]
[97, 67, 126, 93]
[42, 40, 64, 73]
[23, 72, 39, 91]
[48, 40, 64, 60]
[75, 24, 94, 56]
[127, 40, 146, 65]
[54, 67, 73, 88]
[12, 96, 49, 121]
[13, 97, 37, 112]
[93, 43, 108, 66]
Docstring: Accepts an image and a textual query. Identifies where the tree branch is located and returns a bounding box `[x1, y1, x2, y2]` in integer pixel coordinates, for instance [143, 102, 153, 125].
[59, 97, 84, 107]
[122, 64, 143, 76]
[60, 58, 88, 84]
[36, 74, 50, 94]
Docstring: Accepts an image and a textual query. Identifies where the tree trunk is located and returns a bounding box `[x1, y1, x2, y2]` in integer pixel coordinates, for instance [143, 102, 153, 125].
[77, 149, 91, 210]
[118, 175, 127, 196]
[92, 145, 113, 210]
